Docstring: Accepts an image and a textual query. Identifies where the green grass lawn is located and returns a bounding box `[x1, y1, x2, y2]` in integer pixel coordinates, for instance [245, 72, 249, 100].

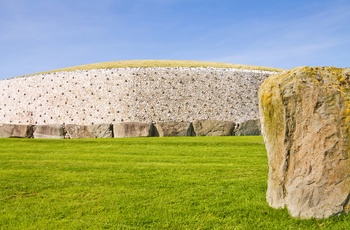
[0, 137, 348, 229]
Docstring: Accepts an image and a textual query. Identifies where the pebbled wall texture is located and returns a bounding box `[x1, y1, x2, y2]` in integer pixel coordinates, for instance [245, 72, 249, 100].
[0, 67, 276, 126]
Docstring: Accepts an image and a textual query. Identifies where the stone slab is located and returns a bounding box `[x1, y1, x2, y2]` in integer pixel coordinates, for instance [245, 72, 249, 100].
[65, 124, 113, 138]
[0, 124, 34, 138]
[155, 122, 194, 137]
[113, 122, 154, 138]
[234, 119, 261, 136]
[192, 120, 235, 136]
[33, 124, 65, 139]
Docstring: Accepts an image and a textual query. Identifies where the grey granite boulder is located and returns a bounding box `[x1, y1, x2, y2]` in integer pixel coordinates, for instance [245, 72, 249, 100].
[65, 124, 113, 138]
[0, 124, 34, 138]
[33, 124, 65, 139]
[155, 122, 195, 137]
[234, 119, 261, 136]
[113, 122, 155, 138]
[192, 120, 235, 136]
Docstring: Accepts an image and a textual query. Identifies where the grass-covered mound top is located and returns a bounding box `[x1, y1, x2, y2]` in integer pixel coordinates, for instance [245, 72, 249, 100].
[32, 60, 283, 75]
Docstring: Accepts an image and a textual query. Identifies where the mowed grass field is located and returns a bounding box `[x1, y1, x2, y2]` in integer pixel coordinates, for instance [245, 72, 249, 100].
[0, 137, 348, 229]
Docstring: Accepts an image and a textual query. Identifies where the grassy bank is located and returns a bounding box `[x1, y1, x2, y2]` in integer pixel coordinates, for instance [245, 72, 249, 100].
[27, 60, 283, 76]
[0, 137, 348, 229]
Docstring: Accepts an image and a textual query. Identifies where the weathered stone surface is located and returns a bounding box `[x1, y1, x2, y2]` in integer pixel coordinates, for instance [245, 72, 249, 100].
[0, 124, 34, 138]
[155, 122, 194, 137]
[192, 120, 235, 136]
[234, 119, 261, 136]
[65, 124, 112, 138]
[113, 122, 154, 138]
[33, 124, 65, 139]
[259, 66, 350, 219]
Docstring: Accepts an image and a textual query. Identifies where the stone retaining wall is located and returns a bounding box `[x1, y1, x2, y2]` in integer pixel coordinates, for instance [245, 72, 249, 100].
[0, 67, 275, 126]
[0, 119, 261, 138]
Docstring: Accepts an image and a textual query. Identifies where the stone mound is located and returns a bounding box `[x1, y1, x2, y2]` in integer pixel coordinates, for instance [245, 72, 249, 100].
[0, 66, 276, 126]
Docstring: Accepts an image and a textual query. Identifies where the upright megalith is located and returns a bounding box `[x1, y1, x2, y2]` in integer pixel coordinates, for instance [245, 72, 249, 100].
[259, 66, 350, 219]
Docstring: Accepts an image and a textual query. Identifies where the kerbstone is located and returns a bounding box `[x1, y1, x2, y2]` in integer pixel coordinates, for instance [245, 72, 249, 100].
[65, 124, 113, 138]
[192, 120, 235, 136]
[0, 124, 34, 138]
[113, 122, 154, 138]
[234, 119, 261, 136]
[155, 122, 195, 137]
[259, 66, 350, 219]
[33, 124, 65, 139]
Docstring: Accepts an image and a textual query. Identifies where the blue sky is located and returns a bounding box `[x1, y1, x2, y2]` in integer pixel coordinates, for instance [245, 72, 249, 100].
[0, 0, 349, 79]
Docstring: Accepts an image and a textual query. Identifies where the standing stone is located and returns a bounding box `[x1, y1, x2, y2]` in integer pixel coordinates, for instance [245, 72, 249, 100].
[113, 122, 155, 138]
[155, 122, 195, 137]
[0, 124, 34, 138]
[259, 66, 350, 219]
[65, 124, 113, 138]
[234, 119, 261, 136]
[192, 120, 235, 136]
[33, 124, 65, 139]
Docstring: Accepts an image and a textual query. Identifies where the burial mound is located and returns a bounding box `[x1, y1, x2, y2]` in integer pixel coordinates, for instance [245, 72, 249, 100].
[0, 60, 278, 129]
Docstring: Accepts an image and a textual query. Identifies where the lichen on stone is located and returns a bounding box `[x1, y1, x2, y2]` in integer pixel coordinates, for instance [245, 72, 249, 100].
[259, 66, 350, 219]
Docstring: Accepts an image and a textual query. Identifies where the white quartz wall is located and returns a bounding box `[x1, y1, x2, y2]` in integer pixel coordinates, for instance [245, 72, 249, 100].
[0, 67, 275, 125]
